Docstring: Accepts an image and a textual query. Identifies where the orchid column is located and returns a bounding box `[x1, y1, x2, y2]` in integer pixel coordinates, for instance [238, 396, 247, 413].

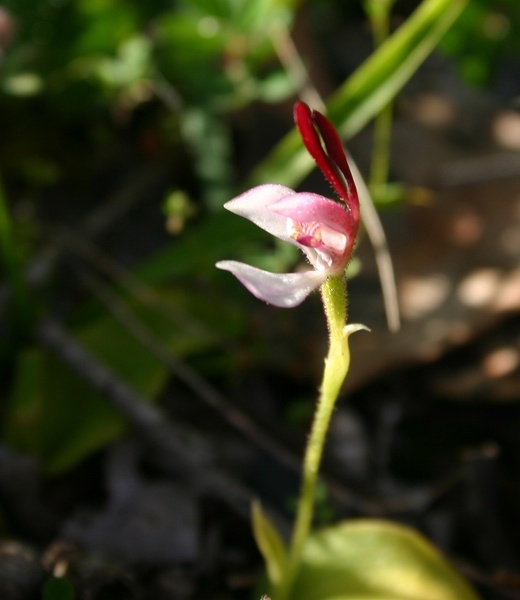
[217, 102, 366, 600]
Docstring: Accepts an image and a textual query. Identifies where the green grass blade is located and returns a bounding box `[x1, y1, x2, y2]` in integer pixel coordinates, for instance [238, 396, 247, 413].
[250, 0, 468, 189]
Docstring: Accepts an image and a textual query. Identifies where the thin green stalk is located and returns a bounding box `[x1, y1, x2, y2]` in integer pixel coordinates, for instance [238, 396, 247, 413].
[0, 178, 32, 337]
[370, 100, 393, 192]
[277, 274, 349, 600]
[366, 0, 395, 196]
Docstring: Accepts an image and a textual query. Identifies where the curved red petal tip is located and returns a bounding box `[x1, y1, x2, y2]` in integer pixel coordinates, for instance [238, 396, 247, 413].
[293, 101, 312, 132]
[293, 102, 321, 159]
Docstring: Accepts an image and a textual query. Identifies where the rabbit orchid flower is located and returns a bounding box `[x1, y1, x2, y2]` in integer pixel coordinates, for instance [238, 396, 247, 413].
[217, 102, 359, 308]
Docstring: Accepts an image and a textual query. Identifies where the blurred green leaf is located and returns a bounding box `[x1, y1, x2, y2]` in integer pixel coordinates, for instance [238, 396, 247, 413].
[136, 210, 270, 283]
[179, 0, 295, 36]
[2, 73, 44, 96]
[180, 108, 234, 208]
[2, 285, 238, 473]
[95, 35, 151, 89]
[255, 70, 296, 103]
[3, 345, 133, 474]
[440, 0, 520, 86]
[73, 0, 141, 56]
[154, 0, 297, 107]
[291, 520, 480, 600]
[153, 12, 233, 105]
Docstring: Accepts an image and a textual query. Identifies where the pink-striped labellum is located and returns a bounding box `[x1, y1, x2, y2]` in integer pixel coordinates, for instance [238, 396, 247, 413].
[216, 103, 360, 308]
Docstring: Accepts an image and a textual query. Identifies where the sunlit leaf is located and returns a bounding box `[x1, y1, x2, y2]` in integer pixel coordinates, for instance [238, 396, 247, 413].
[291, 520, 479, 600]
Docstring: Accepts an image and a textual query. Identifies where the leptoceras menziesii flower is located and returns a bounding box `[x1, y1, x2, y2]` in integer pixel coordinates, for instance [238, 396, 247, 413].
[216, 102, 359, 308]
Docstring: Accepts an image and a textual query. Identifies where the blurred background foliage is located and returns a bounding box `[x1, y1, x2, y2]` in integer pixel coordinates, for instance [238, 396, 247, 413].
[0, 0, 519, 474]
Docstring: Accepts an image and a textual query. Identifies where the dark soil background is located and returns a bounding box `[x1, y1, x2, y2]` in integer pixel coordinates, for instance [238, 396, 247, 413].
[0, 1, 520, 599]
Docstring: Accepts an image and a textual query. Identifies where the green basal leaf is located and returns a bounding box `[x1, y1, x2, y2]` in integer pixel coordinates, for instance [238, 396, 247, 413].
[252, 500, 288, 588]
[291, 519, 480, 600]
[250, 0, 469, 189]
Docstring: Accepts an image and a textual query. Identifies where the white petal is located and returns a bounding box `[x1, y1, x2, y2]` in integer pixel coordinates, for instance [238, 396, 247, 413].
[224, 184, 296, 242]
[216, 260, 328, 308]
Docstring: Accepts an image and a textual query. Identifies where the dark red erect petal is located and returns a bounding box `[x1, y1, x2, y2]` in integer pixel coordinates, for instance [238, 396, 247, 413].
[293, 103, 347, 202]
[312, 109, 359, 223]
[293, 102, 359, 225]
